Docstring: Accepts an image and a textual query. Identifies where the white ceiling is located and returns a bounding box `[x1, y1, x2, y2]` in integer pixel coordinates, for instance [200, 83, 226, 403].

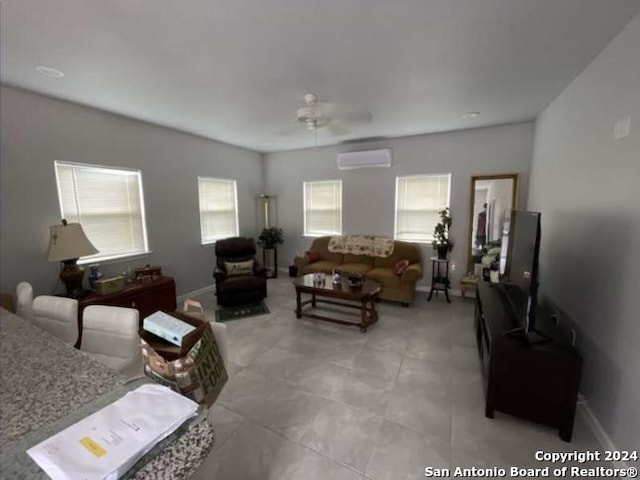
[2, 0, 639, 153]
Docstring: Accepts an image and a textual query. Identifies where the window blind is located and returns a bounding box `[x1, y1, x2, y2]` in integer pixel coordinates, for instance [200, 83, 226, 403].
[54, 161, 149, 263]
[304, 180, 342, 236]
[395, 174, 451, 242]
[198, 177, 239, 244]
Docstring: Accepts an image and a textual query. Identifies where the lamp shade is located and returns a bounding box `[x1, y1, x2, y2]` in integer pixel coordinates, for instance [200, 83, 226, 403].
[47, 222, 99, 262]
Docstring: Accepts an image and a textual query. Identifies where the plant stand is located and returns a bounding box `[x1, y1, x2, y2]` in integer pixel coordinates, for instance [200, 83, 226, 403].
[262, 246, 278, 279]
[428, 257, 451, 303]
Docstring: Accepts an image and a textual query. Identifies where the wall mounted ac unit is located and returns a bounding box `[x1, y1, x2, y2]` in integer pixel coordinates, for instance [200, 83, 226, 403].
[337, 149, 392, 170]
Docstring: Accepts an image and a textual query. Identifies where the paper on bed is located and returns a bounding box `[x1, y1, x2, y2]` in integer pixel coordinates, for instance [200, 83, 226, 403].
[26, 384, 198, 480]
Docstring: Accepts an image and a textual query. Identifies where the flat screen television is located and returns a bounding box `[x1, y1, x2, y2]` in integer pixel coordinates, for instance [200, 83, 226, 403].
[499, 209, 550, 344]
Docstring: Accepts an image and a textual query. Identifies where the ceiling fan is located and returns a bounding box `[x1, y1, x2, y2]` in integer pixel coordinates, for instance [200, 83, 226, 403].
[292, 93, 372, 137]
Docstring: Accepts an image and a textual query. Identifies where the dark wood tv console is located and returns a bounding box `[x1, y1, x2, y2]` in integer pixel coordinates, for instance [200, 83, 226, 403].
[475, 281, 582, 441]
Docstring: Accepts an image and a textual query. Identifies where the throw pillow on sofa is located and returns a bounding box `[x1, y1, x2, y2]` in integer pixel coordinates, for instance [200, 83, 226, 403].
[393, 259, 410, 275]
[225, 260, 254, 276]
[305, 250, 321, 263]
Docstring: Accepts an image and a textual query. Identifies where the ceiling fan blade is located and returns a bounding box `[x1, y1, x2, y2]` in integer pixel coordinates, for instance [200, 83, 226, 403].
[333, 110, 373, 124]
[272, 125, 306, 137]
[323, 103, 372, 124]
[324, 123, 351, 136]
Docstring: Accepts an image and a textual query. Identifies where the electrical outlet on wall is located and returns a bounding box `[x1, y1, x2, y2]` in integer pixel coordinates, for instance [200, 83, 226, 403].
[450, 262, 456, 272]
[613, 115, 631, 141]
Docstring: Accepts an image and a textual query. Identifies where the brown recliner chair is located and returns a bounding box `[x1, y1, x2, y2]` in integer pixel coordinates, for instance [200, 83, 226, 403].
[214, 237, 267, 307]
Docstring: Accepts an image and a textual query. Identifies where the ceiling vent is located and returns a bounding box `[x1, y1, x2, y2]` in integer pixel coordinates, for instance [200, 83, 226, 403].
[337, 149, 392, 170]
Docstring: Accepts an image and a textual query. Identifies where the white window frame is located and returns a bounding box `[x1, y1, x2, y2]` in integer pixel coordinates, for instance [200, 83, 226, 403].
[394, 173, 451, 243]
[303, 180, 343, 237]
[197, 176, 239, 245]
[54, 161, 150, 264]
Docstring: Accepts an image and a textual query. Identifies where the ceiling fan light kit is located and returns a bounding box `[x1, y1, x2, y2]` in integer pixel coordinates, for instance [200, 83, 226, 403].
[272, 93, 374, 147]
[35, 65, 65, 78]
[295, 93, 371, 132]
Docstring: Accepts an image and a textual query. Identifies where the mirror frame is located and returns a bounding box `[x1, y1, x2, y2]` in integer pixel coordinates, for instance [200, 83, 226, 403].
[466, 174, 520, 274]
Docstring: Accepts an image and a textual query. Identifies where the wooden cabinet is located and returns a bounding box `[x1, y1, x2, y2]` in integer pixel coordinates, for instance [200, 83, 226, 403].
[75, 276, 177, 348]
[475, 281, 582, 441]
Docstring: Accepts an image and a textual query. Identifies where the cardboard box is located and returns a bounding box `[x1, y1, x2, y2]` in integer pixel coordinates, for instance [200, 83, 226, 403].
[140, 311, 227, 407]
[143, 311, 198, 348]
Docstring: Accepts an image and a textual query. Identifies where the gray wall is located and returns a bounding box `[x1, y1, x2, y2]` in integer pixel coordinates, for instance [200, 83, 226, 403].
[264, 122, 535, 290]
[0, 86, 263, 296]
[528, 15, 639, 451]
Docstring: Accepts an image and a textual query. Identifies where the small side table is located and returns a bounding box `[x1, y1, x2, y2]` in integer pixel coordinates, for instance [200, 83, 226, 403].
[428, 257, 451, 303]
[460, 275, 479, 298]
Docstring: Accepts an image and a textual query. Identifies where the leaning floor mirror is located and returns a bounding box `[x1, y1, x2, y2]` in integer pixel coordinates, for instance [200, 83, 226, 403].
[467, 174, 519, 279]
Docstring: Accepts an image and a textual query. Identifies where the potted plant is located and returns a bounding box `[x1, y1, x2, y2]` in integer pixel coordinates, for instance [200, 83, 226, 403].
[258, 227, 284, 249]
[432, 208, 453, 259]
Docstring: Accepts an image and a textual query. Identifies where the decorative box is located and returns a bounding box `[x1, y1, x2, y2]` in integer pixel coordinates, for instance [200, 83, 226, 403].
[135, 265, 162, 283]
[94, 276, 126, 295]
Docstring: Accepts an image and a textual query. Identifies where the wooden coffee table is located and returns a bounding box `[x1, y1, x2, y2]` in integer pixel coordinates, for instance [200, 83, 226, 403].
[294, 274, 381, 332]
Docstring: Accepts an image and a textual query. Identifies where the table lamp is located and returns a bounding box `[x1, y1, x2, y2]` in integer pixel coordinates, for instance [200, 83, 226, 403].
[47, 219, 99, 297]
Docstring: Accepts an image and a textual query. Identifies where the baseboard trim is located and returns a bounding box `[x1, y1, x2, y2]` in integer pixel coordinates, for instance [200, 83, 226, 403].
[176, 285, 215, 304]
[578, 402, 628, 469]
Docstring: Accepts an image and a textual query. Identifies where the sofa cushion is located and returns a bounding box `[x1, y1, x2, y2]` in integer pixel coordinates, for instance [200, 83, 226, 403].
[217, 275, 264, 293]
[365, 268, 401, 287]
[338, 263, 374, 275]
[309, 237, 344, 264]
[303, 260, 342, 274]
[343, 254, 374, 266]
[374, 240, 421, 267]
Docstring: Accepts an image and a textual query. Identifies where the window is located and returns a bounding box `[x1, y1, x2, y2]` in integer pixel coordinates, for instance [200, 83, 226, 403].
[54, 161, 149, 263]
[198, 177, 239, 244]
[303, 180, 342, 236]
[394, 173, 451, 242]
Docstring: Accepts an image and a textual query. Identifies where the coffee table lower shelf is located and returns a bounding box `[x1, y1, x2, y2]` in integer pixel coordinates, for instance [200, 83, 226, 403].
[295, 293, 378, 333]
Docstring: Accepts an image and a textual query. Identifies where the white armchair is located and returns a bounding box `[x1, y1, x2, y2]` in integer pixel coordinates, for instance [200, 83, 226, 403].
[15, 281, 34, 320]
[32, 295, 79, 346]
[81, 305, 142, 378]
[209, 321, 228, 368]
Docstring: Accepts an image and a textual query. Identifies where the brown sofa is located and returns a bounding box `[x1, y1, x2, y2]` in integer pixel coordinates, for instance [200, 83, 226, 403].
[294, 236, 423, 305]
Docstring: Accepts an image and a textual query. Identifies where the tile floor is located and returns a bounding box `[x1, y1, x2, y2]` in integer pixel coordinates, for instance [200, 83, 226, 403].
[190, 278, 608, 480]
